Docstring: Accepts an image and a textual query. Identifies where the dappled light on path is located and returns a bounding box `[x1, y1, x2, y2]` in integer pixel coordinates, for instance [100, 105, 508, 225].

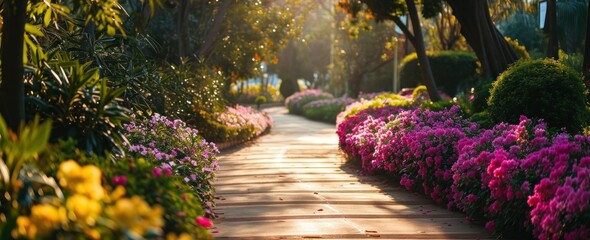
[212, 107, 492, 239]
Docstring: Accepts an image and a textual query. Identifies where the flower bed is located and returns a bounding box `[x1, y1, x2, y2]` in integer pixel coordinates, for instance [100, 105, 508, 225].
[337, 103, 590, 239]
[285, 90, 334, 115]
[197, 104, 273, 146]
[124, 114, 219, 211]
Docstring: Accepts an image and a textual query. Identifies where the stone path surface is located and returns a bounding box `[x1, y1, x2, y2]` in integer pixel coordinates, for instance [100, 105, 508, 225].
[212, 107, 491, 239]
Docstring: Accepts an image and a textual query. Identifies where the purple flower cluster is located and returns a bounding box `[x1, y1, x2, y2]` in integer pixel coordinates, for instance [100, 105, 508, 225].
[303, 97, 355, 110]
[285, 90, 334, 114]
[216, 104, 273, 136]
[338, 103, 590, 238]
[123, 113, 219, 209]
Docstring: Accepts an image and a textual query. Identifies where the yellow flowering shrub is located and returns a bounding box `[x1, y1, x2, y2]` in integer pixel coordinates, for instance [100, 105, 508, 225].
[12, 160, 165, 239]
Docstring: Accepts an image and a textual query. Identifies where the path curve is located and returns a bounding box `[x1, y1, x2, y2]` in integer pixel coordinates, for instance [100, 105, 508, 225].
[212, 107, 491, 239]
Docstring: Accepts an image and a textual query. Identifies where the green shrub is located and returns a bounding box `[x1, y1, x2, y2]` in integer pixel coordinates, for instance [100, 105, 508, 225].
[488, 58, 587, 133]
[399, 51, 478, 96]
[471, 80, 493, 113]
[303, 98, 355, 123]
[469, 111, 495, 129]
[255, 95, 267, 109]
[25, 54, 130, 155]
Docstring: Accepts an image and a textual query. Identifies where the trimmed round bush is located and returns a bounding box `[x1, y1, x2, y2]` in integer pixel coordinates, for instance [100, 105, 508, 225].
[399, 51, 478, 96]
[488, 59, 587, 133]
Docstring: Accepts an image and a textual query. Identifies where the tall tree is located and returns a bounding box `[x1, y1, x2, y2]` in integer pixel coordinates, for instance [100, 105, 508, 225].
[0, 0, 28, 133]
[339, 0, 442, 101]
[546, 0, 559, 59]
[584, 0, 590, 83]
[445, 0, 518, 79]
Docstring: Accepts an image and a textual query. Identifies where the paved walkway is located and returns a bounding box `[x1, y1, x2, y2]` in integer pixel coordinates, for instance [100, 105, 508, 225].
[212, 107, 491, 239]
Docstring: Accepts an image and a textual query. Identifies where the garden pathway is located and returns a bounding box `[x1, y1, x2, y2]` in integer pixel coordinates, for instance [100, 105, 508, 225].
[212, 107, 491, 239]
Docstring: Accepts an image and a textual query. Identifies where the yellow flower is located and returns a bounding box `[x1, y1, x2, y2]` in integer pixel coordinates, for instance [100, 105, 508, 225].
[57, 160, 82, 189]
[166, 232, 194, 240]
[107, 185, 126, 203]
[13, 216, 37, 239]
[57, 160, 105, 200]
[28, 204, 66, 237]
[66, 194, 102, 226]
[106, 196, 164, 236]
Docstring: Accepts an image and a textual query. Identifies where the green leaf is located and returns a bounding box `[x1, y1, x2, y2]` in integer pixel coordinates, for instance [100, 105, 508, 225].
[24, 23, 44, 37]
[19, 117, 52, 157]
[43, 9, 52, 27]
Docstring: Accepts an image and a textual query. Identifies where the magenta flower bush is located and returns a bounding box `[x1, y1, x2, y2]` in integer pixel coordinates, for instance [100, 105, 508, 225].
[337, 101, 590, 238]
[451, 117, 551, 233]
[123, 114, 219, 211]
[336, 106, 412, 160]
[527, 135, 590, 240]
[285, 90, 333, 115]
[374, 106, 478, 204]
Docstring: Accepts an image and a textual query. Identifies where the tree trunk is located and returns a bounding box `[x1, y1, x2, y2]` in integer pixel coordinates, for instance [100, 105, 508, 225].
[406, 0, 442, 101]
[196, 0, 233, 61]
[0, 0, 28, 133]
[583, 0, 590, 83]
[546, 0, 559, 59]
[446, 0, 518, 79]
[177, 0, 190, 60]
[348, 71, 362, 98]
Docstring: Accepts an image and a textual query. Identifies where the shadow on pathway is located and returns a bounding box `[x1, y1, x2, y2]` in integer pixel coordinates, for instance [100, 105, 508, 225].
[212, 107, 492, 239]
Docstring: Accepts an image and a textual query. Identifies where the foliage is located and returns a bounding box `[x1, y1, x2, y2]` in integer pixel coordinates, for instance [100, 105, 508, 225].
[488, 59, 587, 133]
[471, 80, 493, 113]
[498, 11, 544, 54]
[25, 54, 130, 155]
[559, 51, 584, 73]
[284, 90, 334, 115]
[504, 37, 530, 59]
[302, 97, 355, 123]
[400, 51, 478, 96]
[231, 84, 281, 104]
[255, 95, 267, 109]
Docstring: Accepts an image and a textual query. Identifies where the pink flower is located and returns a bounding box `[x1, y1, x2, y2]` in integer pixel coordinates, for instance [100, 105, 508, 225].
[164, 167, 173, 176]
[485, 221, 496, 232]
[152, 167, 163, 178]
[196, 216, 213, 228]
[112, 176, 127, 185]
